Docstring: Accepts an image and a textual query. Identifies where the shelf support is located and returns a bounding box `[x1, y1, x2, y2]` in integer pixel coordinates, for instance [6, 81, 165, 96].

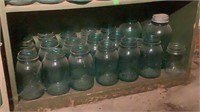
[0, 0, 19, 105]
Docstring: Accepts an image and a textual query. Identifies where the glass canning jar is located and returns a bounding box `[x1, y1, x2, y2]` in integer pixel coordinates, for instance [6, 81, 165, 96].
[62, 37, 81, 58]
[35, 32, 56, 49]
[109, 29, 124, 49]
[118, 38, 140, 82]
[95, 39, 119, 86]
[41, 48, 70, 96]
[69, 45, 94, 91]
[38, 38, 59, 61]
[87, 31, 104, 57]
[142, 13, 172, 68]
[59, 30, 77, 46]
[81, 27, 96, 44]
[16, 49, 44, 100]
[140, 41, 163, 78]
[100, 24, 116, 39]
[165, 42, 186, 75]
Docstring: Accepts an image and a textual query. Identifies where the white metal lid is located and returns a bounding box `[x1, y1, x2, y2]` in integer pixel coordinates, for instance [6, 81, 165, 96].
[152, 13, 169, 23]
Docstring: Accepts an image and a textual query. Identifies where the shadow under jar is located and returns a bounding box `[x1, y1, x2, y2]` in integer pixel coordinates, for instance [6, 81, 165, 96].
[118, 38, 140, 82]
[16, 49, 44, 100]
[69, 45, 94, 91]
[95, 39, 119, 86]
[140, 41, 163, 78]
[41, 48, 70, 96]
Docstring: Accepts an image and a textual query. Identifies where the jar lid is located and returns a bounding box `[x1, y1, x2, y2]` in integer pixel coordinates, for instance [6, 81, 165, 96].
[120, 37, 137, 48]
[70, 44, 90, 56]
[167, 42, 186, 55]
[152, 13, 169, 23]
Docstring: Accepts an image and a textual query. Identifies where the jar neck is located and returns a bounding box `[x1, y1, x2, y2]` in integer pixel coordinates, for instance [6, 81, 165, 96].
[142, 41, 161, 46]
[18, 56, 39, 64]
[151, 21, 168, 26]
[70, 45, 90, 56]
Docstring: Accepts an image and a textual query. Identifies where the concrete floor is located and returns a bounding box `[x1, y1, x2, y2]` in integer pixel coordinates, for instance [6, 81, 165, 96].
[49, 59, 199, 112]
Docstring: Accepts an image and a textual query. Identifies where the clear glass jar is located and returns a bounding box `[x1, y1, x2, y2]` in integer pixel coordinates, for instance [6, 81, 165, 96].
[69, 45, 94, 91]
[16, 49, 44, 100]
[109, 29, 124, 49]
[87, 31, 104, 57]
[165, 42, 186, 75]
[140, 41, 163, 78]
[41, 48, 70, 96]
[38, 38, 59, 61]
[95, 40, 119, 86]
[20, 41, 36, 52]
[142, 13, 172, 68]
[118, 38, 140, 82]
[100, 24, 116, 39]
[35, 32, 56, 49]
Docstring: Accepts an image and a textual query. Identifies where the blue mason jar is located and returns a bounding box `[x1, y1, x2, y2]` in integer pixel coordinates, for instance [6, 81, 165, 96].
[140, 41, 163, 78]
[118, 38, 140, 82]
[59, 30, 77, 46]
[95, 39, 119, 86]
[16, 49, 44, 100]
[69, 45, 94, 91]
[38, 38, 59, 61]
[41, 48, 70, 96]
[35, 32, 56, 49]
[109, 29, 124, 49]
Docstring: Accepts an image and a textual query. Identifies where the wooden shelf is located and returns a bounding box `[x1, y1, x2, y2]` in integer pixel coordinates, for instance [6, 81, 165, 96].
[5, 0, 162, 13]
[14, 71, 187, 111]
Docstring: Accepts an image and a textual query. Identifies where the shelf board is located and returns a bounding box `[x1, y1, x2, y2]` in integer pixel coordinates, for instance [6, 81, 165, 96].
[14, 71, 187, 111]
[5, 0, 162, 13]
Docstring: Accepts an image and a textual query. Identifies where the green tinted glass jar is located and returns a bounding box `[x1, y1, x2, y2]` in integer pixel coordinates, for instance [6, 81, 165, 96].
[35, 32, 56, 49]
[59, 30, 77, 46]
[165, 42, 186, 75]
[95, 40, 119, 86]
[41, 48, 70, 96]
[69, 45, 94, 91]
[109, 29, 124, 49]
[100, 24, 116, 39]
[87, 31, 104, 57]
[38, 38, 59, 61]
[81, 27, 96, 44]
[16, 49, 44, 100]
[140, 41, 163, 78]
[118, 38, 140, 82]
[20, 41, 36, 52]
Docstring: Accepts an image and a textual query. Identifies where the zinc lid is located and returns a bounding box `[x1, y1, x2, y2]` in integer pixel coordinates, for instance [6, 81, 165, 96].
[152, 13, 169, 23]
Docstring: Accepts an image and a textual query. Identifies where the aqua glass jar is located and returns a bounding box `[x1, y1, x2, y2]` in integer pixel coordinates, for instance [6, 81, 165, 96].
[165, 42, 186, 75]
[118, 38, 140, 82]
[41, 48, 70, 96]
[38, 38, 59, 61]
[62, 37, 81, 58]
[140, 41, 163, 78]
[16, 49, 44, 100]
[87, 31, 104, 57]
[69, 45, 94, 91]
[142, 13, 172, 68]
[20, 41, 36, 51]
[100, 24, 116, 39]
[95, 40, 119, 86]
[59, 30, 77, 46]
[35, 32, 56, 49]
[81, 27, 96, 44]
[109, 29, 124, 49]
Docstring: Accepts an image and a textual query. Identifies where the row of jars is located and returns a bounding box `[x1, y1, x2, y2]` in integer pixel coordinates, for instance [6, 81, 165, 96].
[5, 0, 107, 6]
[16, 13, 186, 101]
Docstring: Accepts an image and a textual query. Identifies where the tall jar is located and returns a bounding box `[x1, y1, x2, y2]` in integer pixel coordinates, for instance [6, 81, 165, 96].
[95, 40, 119, 86]
[87, 31, 104, 57]
[41, 48, 70, 96]
[165, 42, 186, 75]
[16, 49, 44, 100]
[118, 38, 140, 82]
[143, 13, 172, 68]
[109, 29, 124, 49]
[140, 41, 163, 78]
[38, 38, 59, 61]
[69, 45, 94, 91]
[62, 37, 81, 58]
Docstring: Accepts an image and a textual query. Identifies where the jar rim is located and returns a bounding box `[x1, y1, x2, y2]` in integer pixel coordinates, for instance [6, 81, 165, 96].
[46, 48, 66, 59]
[98, 39, 116, 52]
[167, 42, 186, 55]
[17, 49, 39, 62]
[40, 38, 59, 49]
[70, 45, 90, 56]
[119, 38, 137, 48]
[87, 32, 103, 44]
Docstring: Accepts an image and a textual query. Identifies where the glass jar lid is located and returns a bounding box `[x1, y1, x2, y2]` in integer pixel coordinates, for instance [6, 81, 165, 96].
[167, 42, 186, 55]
